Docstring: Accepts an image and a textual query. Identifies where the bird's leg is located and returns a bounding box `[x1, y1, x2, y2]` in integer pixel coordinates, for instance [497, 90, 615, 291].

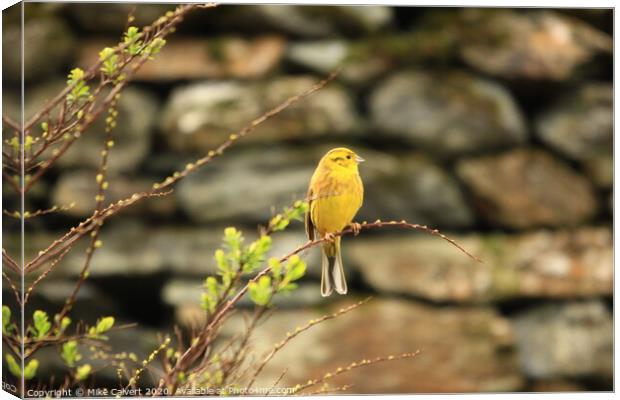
[323, 232, 336, 243]
[348, 222, 362, 236]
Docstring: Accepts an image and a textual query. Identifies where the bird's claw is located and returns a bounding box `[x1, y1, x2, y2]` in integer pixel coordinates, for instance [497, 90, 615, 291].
[323, 232, 336, 243]
[349, 222, 362, 236]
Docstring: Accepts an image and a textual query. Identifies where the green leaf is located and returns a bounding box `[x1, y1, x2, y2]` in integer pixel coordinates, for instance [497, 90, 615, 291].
[270, 214, 289, 232]
[269, 258, 282, 281]
[2, 305, 11, 334]
[24, 135, 34, 152]
[61, 340, 81, 367]
[204, 276, 218, 296]
[123, 26, 143, 55]
[200, 293, 216, 314]
[76, 364, 92, 381]
[248, 276, 272, 306]
[5, 354, 21, 378]
[125, 26, 140, 39]
[285, 255, 306, 282]
[33, 310, 51, 338]
[99, 47, 119, 76]
[144, 38, 166, 57]
[223, 227, 243, 263]
[66, 68, 90, 104]
[95, 316, 115, 334]
[23, 359, 38, 380]
[60, 316, 71, 332]
[241, 235, 272, 273]
[279, 283, 298, 293]
[67, 68, 85, 84]
[8, 137, 19, 154]
[214, 249, 229, 274]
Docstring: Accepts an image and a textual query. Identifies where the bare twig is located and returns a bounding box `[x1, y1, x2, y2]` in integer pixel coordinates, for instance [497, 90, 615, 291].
[2, 271, 21, 306]
[291, 350, 422, 394]
[3, 248, 20, 273]
[247, 298, 371, 388]
[24, 71, 340, 274]
[3, 203, 76, 219]
[23, 247, 71, 305]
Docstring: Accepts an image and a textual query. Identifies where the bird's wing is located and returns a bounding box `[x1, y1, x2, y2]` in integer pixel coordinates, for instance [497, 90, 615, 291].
[305, 187, 315, 241]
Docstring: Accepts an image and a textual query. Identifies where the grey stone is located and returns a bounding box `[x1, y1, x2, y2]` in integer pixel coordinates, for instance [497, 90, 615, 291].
[234, 298, 522, 393]
[78, 36, 285, 81]
[349, 227, 611, 302]
[64, 3, 173, 34]
[3, 17, 74, 83]
[584, 155, 613, 189]
[52, 170, 176, 218]
[164, 279, 327, 328]
[177, 147, 315, 224]
[536, 84, 612, 189]
[287, 41, 348, 73]
[369, 70, 527, 156]
[35, 222, 316, 279]
[57, 87, 159, 173]
[286, 40, 391, 85]
[513, 301, 612, 379]
[159, 77, 361, 154]
[458, 10, 612, 80]
[12, 82, 158, 173]
[536, 84, 612, 161]
[176, 145, 473, 229]
[359, 153, 475, 228]
[456, 149, 597, 228]
[214, 5, 393, 38]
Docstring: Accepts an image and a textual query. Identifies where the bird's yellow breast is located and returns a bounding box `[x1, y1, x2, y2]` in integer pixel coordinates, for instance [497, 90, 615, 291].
[309, 168, 363, 235]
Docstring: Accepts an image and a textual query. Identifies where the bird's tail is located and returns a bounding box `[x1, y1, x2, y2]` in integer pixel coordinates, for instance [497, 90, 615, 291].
[321, 236, 347, 297]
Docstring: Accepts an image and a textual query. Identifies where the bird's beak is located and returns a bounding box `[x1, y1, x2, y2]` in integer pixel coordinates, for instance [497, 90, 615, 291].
[355, 154, 365, 163]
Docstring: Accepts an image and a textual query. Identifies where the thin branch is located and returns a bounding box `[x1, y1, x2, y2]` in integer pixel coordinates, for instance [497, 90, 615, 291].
[247, 298, 371, 388]
[154, 69, 341, 192]
[3, 248, 20, 273]
[21, 4, 211, 131]
[25, 71, 340, 273]
[3, 203, 76, 219]
[23, 323, 137, 359]
[171, 219, 477, 379]
[55, 84, 117, 324]
[24, 189, 172, 273]
[2, 271, 21, 306]
[304, 383, 353, 395]
[2, 169, 20, 193]
[291, 350, 422, 394]
[23, 247, 71, 305]
[2, 115, 20, 131]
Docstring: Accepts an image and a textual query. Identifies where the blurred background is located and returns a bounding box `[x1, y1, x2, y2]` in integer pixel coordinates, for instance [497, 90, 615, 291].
[2, 2, 613, 394]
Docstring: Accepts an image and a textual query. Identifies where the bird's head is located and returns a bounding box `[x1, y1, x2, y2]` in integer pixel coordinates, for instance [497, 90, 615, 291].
[319, 147, 365, 172]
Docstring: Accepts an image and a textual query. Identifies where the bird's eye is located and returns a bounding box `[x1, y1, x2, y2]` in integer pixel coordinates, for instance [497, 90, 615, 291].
[346, 155, 351, 159]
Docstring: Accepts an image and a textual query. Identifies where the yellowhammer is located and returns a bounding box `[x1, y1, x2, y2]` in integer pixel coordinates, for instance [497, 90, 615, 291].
[305, 147, 365, 297]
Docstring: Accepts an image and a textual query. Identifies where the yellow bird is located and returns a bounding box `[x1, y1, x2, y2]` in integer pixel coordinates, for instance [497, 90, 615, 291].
[305, 147, 364, 297]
